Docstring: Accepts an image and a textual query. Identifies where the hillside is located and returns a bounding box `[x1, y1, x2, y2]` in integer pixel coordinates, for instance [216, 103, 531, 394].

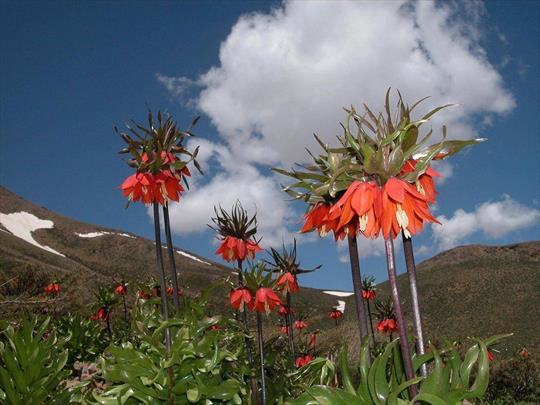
[1, 186, 539, 357]
[0, 186, 338, 322]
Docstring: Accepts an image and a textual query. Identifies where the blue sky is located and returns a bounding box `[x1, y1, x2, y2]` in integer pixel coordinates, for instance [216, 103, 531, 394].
[1, 1, 539, 291]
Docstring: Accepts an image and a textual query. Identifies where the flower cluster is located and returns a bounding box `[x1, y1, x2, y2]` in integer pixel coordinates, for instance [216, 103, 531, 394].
[293, 320, 308, 330]
[229, 286, 282, 315]
[277, 305, 289, 317]
[210, 203, 263, 263]
[44, 283, 61, 295]
[362, 290, 376, 300]
[91, 307, 109, 321]
[302, 164, 440, 240]
[118, 111, 201, 207]
[216, 236, 262, 262]
[166, 286, 184, 296]
[114, 284, 127, 296]
[329, 309, 343, 320]
[376, 318, 398, 333]
[121, 166, 188, 205]
[362, 276, 377, 300]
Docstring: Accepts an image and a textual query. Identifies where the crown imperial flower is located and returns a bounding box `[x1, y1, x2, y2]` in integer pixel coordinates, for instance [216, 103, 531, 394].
[376, 318, 398, 333]
[293, 320, 308, 330]
[251, 287, 282, 314]
[229, 287, 252, 312]
[276, 272, 299, 294]
[44, 283, 61, 295]
[114, 284, 127, 296]
[295, 354, 314, 368]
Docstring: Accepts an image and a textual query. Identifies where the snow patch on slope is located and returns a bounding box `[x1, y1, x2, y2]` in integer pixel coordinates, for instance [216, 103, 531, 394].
[334, 300, 346, 313]
[176, 250, 210, 265]
[0, 211, 65, 257]
[322, 290, 354, 298]
[75, 231, 135, 239]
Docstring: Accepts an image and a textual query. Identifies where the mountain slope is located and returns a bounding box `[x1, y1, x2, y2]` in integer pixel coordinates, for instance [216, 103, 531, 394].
[1, 186, 538, 357]
[368, 241, 540, 356]
[0, 186, 338, 319]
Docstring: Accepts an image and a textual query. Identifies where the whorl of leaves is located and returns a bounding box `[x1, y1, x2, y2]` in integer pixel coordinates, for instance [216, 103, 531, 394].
[274, 88, 485, 202]
[362, 275, 376, 292]
[265, 239, 321, 275]
[337, 88, 484, 184]
[116, 110, 203, 186]
[208, 201, 259, 241]
[375, 297, 396, 321]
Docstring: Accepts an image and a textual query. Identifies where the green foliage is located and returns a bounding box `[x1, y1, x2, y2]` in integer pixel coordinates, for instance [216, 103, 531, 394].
[0, 317, 72, 404]
[261, 336, 337, 404]
[265, 239, 321, 275]
[116, 110, 202, 178]
[54, 313, 109, 366]
[93, 289, 250, 404]
[286, 334, 511, 405]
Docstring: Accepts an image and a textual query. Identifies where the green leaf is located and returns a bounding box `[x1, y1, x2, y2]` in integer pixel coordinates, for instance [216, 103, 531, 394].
[387, 377, 424, 405]
[411, 392, 450, 405]
[338, 346, 356, 395]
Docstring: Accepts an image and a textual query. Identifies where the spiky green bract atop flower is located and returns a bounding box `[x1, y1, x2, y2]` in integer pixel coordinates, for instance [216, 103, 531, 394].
[209, 201, 259, 241]
[265, 239, 321, 276]
[273, 134, 357, 203]
[117, 110, 202, 178]
[336, 88, 486, 186]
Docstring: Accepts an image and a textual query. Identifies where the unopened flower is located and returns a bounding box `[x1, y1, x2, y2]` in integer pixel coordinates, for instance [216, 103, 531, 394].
[488, 350, 495, 362]
[280, 325, 289, 334]
[277, 306, 290, 317]
[309, 332, 317, 349]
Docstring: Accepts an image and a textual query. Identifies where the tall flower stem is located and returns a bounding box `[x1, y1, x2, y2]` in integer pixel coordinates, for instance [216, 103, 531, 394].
[286, 291, 296, 357]
[402, 233, 427, 377]
[152, 203, 171, 352]
[163, 203, 180, 312]
[347, 234, 371, 357]
[105, 312, 112, 338]
[366, 299, 376, 344]
[256, 312, 267, 405]
[384, 237, 417, 397]
[237, 259, 260, 405]
[122, 295, 128, 324]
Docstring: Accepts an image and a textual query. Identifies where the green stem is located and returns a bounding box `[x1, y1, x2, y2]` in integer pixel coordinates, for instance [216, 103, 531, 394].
[256, 312, 267, 405]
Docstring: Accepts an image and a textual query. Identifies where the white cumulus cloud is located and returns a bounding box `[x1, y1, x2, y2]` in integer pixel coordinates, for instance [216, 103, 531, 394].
[432, 195, 540, 250]
[158, 0, 515, 252]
